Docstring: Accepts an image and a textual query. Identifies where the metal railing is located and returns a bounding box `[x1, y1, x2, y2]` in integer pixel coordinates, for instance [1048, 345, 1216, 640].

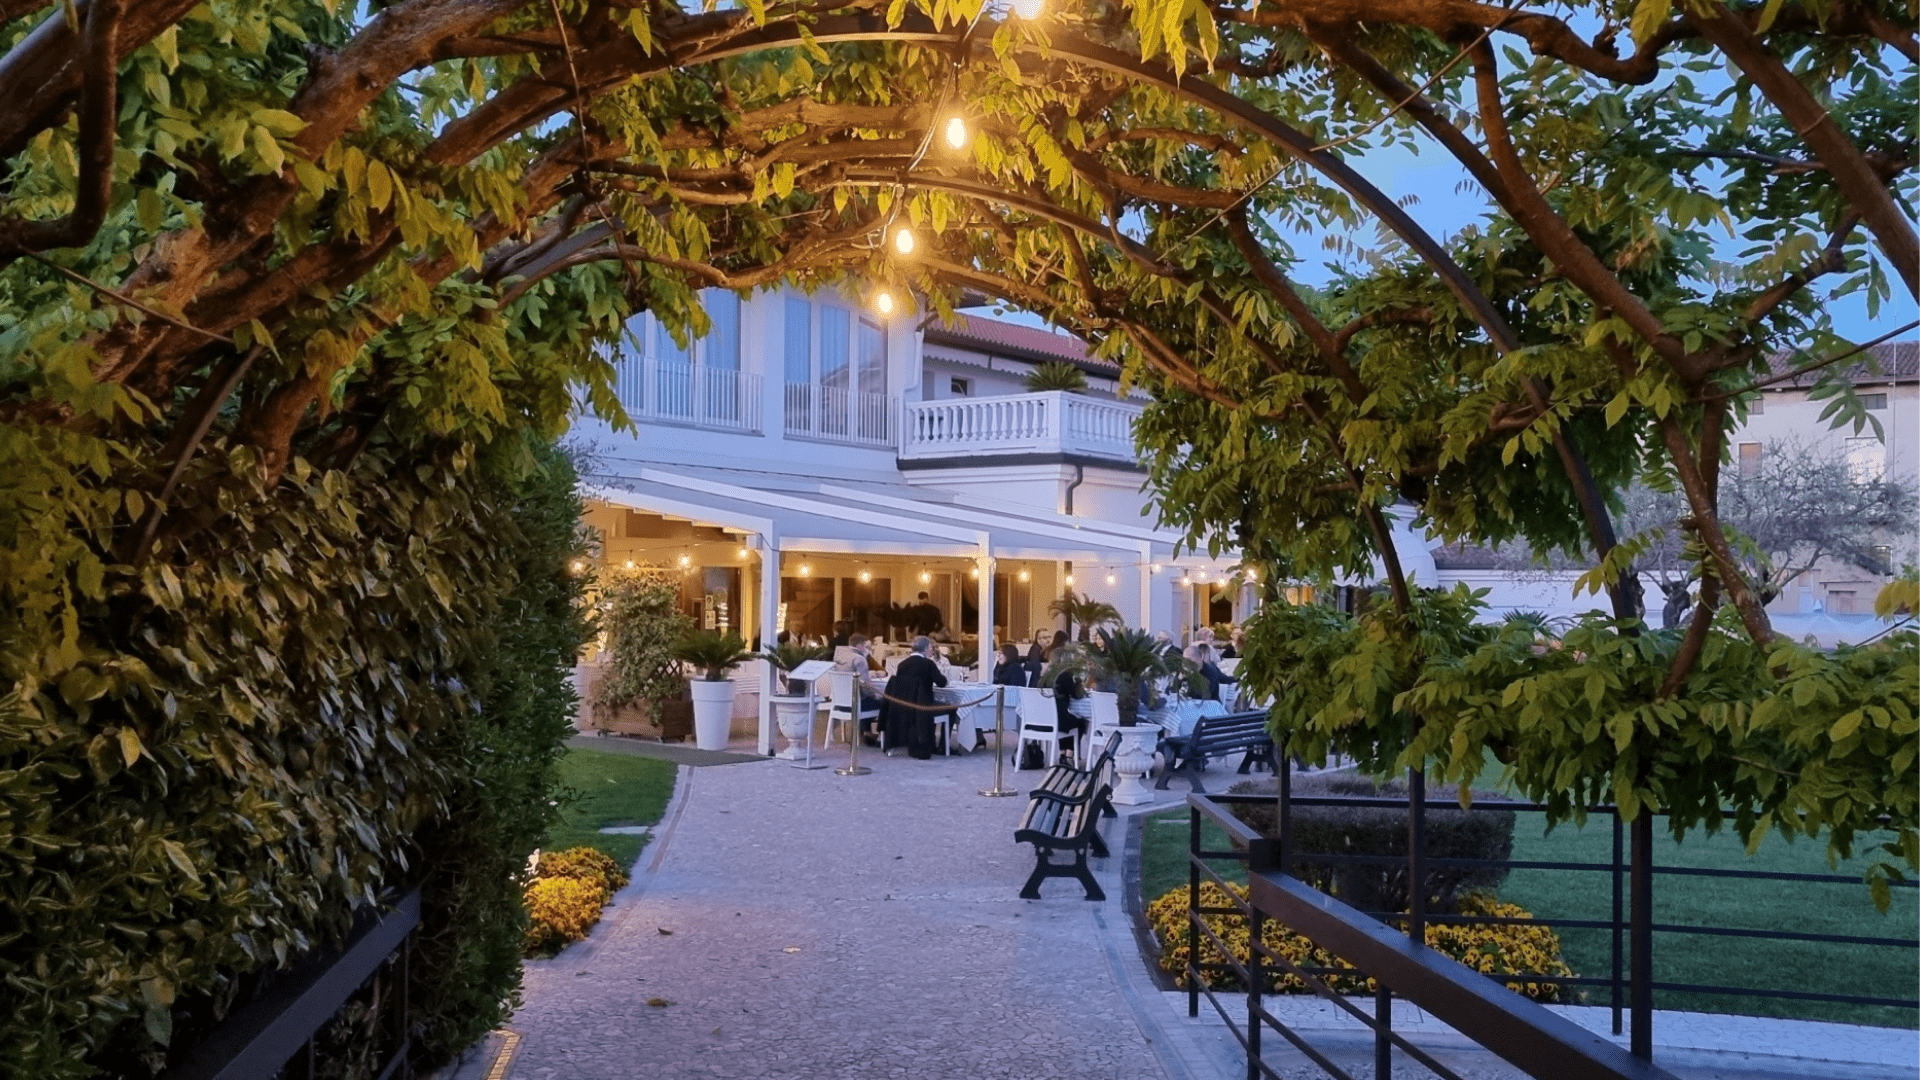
[1180, 776, 1918, 1080]
[614, 356, 763, 433]
[899, 390, 1141, 462]
[164, 889, 420, 1080]
[783, 382, 895, 447]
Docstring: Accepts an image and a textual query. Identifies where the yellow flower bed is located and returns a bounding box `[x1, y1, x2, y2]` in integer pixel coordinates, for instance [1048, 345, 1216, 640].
[521, 845, 630, 955]
[1146, 881, 1575, 1002]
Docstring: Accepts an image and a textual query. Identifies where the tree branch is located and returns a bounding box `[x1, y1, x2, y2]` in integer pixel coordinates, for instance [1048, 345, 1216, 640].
[0, 0, 124, 264]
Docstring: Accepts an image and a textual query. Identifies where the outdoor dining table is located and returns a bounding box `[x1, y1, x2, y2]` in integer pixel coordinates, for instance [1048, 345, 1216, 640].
[864, 674, 1002, 756]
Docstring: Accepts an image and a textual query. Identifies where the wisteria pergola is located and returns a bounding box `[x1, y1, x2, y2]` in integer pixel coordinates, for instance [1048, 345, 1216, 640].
[2, 3, 1914, 1070]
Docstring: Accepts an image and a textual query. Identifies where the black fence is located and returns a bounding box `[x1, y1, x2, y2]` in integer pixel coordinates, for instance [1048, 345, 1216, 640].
[162, 888, 421, 1080]
[1179, 778, 1917, 1080]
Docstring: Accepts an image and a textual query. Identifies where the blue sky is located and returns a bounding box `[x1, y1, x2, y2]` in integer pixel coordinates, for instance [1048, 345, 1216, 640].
[967, 140, 1917, 347]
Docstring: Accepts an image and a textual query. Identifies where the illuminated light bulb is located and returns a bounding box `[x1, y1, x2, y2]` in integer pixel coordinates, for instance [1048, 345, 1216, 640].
[624, 559, 635, 570]
[679, 553, 691, 567]
[859, 569, 872, 583]
[570, 559, 585, 573]
[875, 289, 895, 315]
[1008, 0, 1043, 18]
[1105, 574, 1116, 586]
[920, 570, 932, 583]
[893, 226, 915, 255]
[969, 567, 978, 579]
[944, 115, 968, 150]
[799, 563, 811, 577]
[1245, 567, 1257, 581]
[1017, 569, 1030, 582]
[1063, 574, 1075, 586]
[737, 546, 748, 559]
[1151, 563, 1162, 574]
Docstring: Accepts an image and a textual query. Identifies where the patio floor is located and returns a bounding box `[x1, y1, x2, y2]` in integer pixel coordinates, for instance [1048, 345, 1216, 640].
[469, 740, 1917, 1080]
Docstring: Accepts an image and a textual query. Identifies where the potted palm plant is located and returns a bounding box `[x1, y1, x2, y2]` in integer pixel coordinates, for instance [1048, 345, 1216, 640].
[764, 640, 832, 759]
[671, 630, 754, 750]
[1043, 626, 1193, 804]
[1047, 588, 1122, 642]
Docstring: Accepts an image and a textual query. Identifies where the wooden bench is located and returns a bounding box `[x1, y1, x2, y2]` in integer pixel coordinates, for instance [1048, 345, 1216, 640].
[1030, 731, 1121, 822]
[1154, 710, 1275, 792]
[1013, 738, 1118, 900]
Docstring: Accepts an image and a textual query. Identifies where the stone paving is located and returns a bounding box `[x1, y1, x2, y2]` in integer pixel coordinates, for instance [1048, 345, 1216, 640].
[484, 739, 1919, 1080]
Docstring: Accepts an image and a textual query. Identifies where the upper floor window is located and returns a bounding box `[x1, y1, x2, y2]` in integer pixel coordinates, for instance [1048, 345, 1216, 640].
[611, 290, 759, 432]
[782, 295, 893, 446]
[1861, 392, 1888, 410]
[950, 377, 972, 397]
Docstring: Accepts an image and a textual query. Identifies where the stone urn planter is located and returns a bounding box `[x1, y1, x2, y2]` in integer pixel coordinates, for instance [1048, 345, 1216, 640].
[769, 694, 816, 759]
[688, 678, 736, 751]
[1110, 725, 1161, 805]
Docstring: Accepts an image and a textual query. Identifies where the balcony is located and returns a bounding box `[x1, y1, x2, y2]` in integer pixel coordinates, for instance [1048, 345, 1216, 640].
[899, 391, 1142, 465]
[783, 383, 896, 448]
[615, 357, 763, 433]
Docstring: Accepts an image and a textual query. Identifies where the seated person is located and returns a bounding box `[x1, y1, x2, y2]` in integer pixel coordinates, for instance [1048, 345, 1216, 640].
[992, 643, 1030, 688]
[841, 635, 884, 744]
[882, 636, 950, 760]
[1186, 643, 1239, 702]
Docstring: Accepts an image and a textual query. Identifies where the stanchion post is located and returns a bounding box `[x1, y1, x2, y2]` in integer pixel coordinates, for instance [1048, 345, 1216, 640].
[979, 685, 1017, 796]
[834, 672, 870, 776]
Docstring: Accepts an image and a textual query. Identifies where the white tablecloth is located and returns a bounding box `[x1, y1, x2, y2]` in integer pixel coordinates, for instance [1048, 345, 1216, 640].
[937, 682, 1010, 751]
[1143, 698, 1227, 738]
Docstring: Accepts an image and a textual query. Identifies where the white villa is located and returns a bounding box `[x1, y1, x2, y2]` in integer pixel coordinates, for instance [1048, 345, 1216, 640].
[571, 288, 1257, 749]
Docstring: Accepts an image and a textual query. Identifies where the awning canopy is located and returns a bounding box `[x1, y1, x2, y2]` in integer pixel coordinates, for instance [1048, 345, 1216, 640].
[583, 467, 1153, 563]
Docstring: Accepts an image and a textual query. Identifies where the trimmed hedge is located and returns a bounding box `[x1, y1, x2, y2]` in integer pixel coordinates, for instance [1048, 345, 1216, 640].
[1146, 881, 1574, 1002]
[0, 437, 590, 1078]
[1227, 773, 1515, 914]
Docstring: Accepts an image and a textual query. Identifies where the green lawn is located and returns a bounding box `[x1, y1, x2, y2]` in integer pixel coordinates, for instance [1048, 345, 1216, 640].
[1137, 806, 1918, 1028]
[544, 748, 678, 870]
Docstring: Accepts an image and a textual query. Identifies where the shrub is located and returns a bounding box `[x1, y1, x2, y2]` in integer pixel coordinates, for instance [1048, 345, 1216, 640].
[1145, 881, 1573, 1002]
[537, 846, 630, 894]
[1226, 774, 1515, 914]
[594, 575, 691, 724]
[521, 877, 610, 955]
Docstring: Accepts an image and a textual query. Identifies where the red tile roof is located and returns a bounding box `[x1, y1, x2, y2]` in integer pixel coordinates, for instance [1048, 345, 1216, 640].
[1767, 340, 1917, 387]
[922, 313, 1118, 373]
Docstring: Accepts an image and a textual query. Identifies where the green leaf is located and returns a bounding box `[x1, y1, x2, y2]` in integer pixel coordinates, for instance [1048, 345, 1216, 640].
[1629, 0, 1672, 45]
[160, 839, 196, 878]
[119, 727, 144, 766]
[250, 124, 284, 175]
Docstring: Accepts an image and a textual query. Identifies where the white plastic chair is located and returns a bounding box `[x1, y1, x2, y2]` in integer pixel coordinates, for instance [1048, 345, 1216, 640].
[823, 670, 880, 747]
[1015, 686, 1074, 769]
[1083, 690, 1121, 767]
[1218, 658, 1241, 677]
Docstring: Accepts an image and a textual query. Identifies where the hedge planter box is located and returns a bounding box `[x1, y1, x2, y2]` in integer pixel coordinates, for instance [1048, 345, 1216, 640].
[689, 679, 736, 750]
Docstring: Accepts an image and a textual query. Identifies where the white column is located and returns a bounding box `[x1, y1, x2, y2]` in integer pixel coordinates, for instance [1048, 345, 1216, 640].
[756, 535, 780, 756]
[976, 552, 996, 681]
[1138, 552, 1153, 633]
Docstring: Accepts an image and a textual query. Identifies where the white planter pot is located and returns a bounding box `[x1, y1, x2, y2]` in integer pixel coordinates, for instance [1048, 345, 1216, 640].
[689, 679, 736, 751]
[769, 694, 814, 759]
[1111, 726, 1161, 806]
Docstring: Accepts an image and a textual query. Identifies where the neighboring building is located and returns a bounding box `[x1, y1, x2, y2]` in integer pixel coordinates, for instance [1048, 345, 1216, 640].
[1424, 341, 1918, 640]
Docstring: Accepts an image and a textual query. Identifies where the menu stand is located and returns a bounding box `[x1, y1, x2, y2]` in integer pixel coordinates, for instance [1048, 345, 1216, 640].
[783, 660, 837, 771]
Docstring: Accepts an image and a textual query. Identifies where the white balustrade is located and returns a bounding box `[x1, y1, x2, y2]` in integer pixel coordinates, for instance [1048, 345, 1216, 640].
[900, 391, 1142, 463]
[614, 356, 762, 433]
[782, 383, 896, 448]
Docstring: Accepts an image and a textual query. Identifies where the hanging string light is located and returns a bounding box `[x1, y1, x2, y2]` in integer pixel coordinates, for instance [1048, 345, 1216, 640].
[737, 545, 748, 559]
[859, 566, 873, 584]
[874, 289, 895, 315]
[678, 552, 692, 568]
[919, 569, 932, 584]
[1063, 573, 1075, 586]
[570, 559, 586, 574]
[1017, 567, 1030, 582]
[1106, 573, 1117, 586]
[944, 115, 969, 150]
[799, 563, 812, 577]
[624, 559, 635, 570]
[893, 225, 916, 255]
